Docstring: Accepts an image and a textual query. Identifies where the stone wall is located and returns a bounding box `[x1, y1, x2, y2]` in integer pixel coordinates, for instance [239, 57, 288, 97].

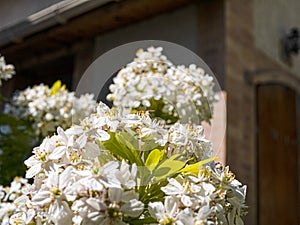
[225, 0, 300, 224]
[254, 0, 300, 77]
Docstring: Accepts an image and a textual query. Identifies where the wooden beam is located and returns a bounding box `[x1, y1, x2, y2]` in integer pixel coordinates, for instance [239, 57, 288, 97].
[1, 0, 194, 70]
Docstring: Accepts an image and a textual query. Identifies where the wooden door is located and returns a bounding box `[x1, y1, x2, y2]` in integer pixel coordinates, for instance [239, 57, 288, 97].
[257, 84, 299, 225]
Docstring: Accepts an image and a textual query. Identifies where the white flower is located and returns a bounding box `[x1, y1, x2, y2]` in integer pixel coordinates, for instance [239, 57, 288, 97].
[49, 200, 73, 225]
[168, 123, 189, 145]
[0, 177, 32, 224]
[165, 123, 212, 160]
[107, 47, 218, 124]
[9, 81, 96, 135]
[0, 202, 16, 224]
[24, 137, 56, 178]
[3, 102, 246, 225]
[149, 196, 188, 225]
[194, 205, 212, 224]
[8, 208, 35, 225]
[156, 163, 247, 224]
[68, 162, 143, 225]
[31, 166, 74, 207]
[108, 187, 144, 218]
[49, 127, 88, 164]
[0, 55, 15, 86]
[114, 160, 137, 189]
[161, 178, 195, 207]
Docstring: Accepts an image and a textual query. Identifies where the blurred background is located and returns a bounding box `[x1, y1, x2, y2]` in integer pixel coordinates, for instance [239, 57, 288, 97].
[0, 0, 299, 224]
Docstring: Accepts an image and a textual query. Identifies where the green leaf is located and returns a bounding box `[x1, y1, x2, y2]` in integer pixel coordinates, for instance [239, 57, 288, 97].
[100, 132, 128, 160]
[117, 130, 139, 152]
[0, 112, 38, 185]
[102, 131, 143, 166]
[98, 151, 116, 166]
[145, 149, 164, 171]
[141, 140, 161, 152]
[116, 131, 143, 166]
[124, 217, 157, 224]
[180, 156, 217, 175]
[137, 165, 151, 187]
[153, 154, 186, 181]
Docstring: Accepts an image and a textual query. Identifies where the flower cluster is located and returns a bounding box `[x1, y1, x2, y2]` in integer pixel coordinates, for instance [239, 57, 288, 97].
[149, 164, 247, 225]
[9, 81, 96, 136]
[2, 102, 246, 225]
[107, 47, 219, 124]
[0, 46, 247, 224]
[23, 102, 212, 180]
[8, 161, 143, 225]
[0, 55, 15, 86]
[0, 177, 30, 225]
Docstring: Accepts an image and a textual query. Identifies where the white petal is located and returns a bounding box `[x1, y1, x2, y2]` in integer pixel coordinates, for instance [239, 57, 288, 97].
[178, 208, 193, 225]
[181, 195, 193, 207]
[108, 187, 122, 202]
[75, 133, 87, 149]
[83, 142, 100, 159]
[121, 199, 144, 217]
[57, 127, 68, 142]
[148, 202, 165, 220]
[14, 195, 29, 205]
[197, 205, 211, 220]
[32, 191, 52, 206]
[85, 179, 104, 192]
[202, 182, 215, 194]
[93, 129, 110, 141]
[49, 146, 66, 160]
[66, 125, 83, 136]
[164, 196, 178, 216]
[86, 198, 101, 211]
[26, 209, 36, 224]
[122, 190, 139, 202]
[26, 163, 42, 178]
[59, 166, 73, 189]
[24, 156, 39, 167]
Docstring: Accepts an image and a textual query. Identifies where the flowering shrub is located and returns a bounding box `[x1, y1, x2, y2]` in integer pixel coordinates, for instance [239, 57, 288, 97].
[107, 47, 219, 125]
[0, 55, 15, 86]
[2, 102, 247, 225]
[0, 47, 247, 224]
[9, 81, 96, 136]
[0, 177, 30, 224]
[1, 80, 96, 184]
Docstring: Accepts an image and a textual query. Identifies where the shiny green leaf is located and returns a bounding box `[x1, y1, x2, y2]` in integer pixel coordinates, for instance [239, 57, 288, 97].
[145, 149, 164, 171]
[180, 156, 217, 175]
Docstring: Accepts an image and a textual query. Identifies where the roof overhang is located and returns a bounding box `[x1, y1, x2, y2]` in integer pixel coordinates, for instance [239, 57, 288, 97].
[0, 0, 194, 70]
[0, 0, 115, 47]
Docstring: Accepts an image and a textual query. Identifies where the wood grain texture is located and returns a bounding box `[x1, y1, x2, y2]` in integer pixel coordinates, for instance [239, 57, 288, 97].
[257, 84, 299, 225]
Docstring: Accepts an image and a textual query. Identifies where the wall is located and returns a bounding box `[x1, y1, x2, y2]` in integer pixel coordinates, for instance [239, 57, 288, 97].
[226, 0, 300, 224]
[254, 0, 300, 76]
[225, 1, 257, 223]
[93, 4, 199, 60]
[92, 2, 225, 88]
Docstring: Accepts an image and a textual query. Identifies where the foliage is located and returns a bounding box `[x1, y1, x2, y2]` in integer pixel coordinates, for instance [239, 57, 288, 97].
[0, 112, 37, 185]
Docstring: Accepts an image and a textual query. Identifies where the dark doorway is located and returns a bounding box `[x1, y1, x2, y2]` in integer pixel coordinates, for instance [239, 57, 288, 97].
[257, 84, 299, 225]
